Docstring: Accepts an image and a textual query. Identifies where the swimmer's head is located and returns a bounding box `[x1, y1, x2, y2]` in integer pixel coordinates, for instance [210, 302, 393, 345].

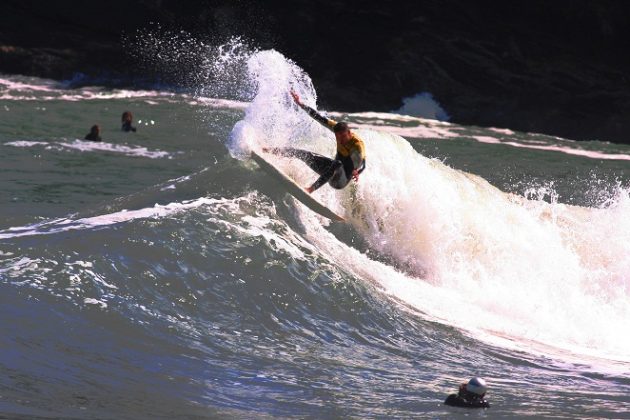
[466, 377, 488, 397]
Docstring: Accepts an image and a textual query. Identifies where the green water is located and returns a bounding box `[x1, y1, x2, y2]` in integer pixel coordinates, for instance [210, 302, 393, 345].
[1, 75, 630, 419]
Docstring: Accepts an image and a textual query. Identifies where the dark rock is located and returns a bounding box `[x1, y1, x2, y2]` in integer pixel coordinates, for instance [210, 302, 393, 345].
[1, 0, 630, 143]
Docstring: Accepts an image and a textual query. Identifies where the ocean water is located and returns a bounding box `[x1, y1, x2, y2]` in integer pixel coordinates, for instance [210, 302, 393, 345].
[1, 48, 630, 419]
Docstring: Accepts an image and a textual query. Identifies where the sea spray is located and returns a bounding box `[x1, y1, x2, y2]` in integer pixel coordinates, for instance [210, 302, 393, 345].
[230, 49, 630, 361]
[228, 50, 331, 162]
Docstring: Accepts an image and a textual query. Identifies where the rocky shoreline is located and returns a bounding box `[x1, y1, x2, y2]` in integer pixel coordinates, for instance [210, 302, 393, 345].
[1, 0, 629, 143]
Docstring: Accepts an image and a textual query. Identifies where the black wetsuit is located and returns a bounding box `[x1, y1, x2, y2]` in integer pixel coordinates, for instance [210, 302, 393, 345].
[122, 122, 137, 132]
[271, 103, 366, 192]
[84, 132, 102, 142]
[444, 392, 490, 409]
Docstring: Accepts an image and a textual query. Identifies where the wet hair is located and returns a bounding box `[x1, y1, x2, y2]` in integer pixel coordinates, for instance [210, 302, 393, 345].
[333, 121, 349, 133]
[122, 111, 133, 122]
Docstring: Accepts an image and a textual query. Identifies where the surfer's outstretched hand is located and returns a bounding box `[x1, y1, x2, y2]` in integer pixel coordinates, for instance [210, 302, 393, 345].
[352, 169, 360, 182]
[290, 90, 302, 106]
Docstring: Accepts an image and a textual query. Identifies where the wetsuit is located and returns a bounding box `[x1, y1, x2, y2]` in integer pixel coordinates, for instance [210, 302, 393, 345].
[84, 132, 102, 142]
[444, 388, 490, 409]
[270, 103, 366, 192]
[122, 121, 137, 132]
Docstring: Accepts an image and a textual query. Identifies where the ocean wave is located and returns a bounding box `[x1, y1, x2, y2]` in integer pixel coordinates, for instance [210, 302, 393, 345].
[472, 135, 630, 161]
[4, 139, 174, 159]
[229, 48, 630, 364]
[340, 113, 630, 162]
[0, 75, 248, 109]
[0, 196, 228, 240]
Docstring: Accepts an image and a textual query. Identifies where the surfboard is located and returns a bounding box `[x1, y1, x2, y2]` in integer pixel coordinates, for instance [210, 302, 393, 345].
[251, 151, 345, 222]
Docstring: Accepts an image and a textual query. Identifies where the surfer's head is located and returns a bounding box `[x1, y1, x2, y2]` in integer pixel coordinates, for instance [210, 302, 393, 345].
[121, 111, 133, 123]
[461, 377, 487, 400]
[89, 124, 100, 136]
[333, 121, 352, 143]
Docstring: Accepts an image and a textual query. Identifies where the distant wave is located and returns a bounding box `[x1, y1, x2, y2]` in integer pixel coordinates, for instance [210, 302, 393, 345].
[0, 196, 229, 240]
[334, 111, 630, 162]
[0, 76, 248, 109]
[472, 135, 630, 161]
[4, 139, 174, 159]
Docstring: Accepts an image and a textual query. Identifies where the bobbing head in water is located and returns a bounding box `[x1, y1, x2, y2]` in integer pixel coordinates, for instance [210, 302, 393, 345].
[460, 377, 487, 400]
[444, 377, 490, 408]
[121, 111, 133, 124]
[121, 111, 137, 132]
[84, 124, 102, 141]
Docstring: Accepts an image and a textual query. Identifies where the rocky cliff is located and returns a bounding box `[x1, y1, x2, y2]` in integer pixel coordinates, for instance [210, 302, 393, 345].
[1, 0, 629, 143]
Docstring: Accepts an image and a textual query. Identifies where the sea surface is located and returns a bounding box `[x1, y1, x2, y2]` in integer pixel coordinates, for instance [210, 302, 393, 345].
[1, 48, 630, 419]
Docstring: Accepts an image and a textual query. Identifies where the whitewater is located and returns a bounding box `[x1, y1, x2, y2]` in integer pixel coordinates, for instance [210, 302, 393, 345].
[231, 50, 630, 362]
[1, 46, 629, 418]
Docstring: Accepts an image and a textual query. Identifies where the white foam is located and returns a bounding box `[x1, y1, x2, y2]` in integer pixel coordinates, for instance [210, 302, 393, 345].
[58, 139, 172, 159]
[489, 127, 516, 135]
[0, 196, 255, 240]
[4, 139, 173, 159]
[329, 111, 453, 125]
[472, 136, 630, 161]
[0, 77, 56, 92]
[230, 48, 630, 365]
[0, 75, 249, 108]
[326, 129, 630, 362]
[84, 298, 108, 309]
[4, 140, 49, 147]
[356, 122, 459, 139]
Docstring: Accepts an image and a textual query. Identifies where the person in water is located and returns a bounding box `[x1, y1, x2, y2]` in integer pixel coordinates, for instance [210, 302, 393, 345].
[84, 124, 102, 142]
[121, 111, 137, 132]
[262, 90, 366, 194]
[444, 377, 490, 408]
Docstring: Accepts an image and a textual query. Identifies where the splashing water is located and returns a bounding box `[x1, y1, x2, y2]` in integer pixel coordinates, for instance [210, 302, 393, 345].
[227, 48, 630, 363]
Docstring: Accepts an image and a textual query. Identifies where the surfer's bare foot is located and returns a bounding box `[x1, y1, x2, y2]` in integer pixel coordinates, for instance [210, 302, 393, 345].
[262, 147, 269, 153]
[305, 186, 314, 194]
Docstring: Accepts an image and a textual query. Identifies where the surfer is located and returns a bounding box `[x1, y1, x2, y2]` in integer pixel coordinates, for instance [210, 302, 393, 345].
[263, 91, 366, 193]
[444, 377, 490, 409]
[84, 124, 102, 142]
[121, 111, 137, 132]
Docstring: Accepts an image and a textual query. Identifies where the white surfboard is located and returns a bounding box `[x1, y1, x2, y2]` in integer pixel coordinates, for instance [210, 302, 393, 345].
[251, 151, 345, 222]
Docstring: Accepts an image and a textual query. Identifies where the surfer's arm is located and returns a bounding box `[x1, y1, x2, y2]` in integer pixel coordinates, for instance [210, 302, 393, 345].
[291, 90, 336, 131]
[350, 150, 364, 169]
[303, 104, 337, 131]
[350, 140, 366, 179]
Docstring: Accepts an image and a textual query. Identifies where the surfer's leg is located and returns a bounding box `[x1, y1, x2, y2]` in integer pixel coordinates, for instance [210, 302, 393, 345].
[266, 147, 333, 176]
[309, 159, 344, 192]
[328, 163, 351, 189]
[291, 150, 334, 175]
[263, 147, 298, 158]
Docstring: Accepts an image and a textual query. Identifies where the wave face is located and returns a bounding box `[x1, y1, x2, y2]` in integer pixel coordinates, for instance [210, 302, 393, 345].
[1, 47, 630, 418]
[229, 49, 630, 361]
